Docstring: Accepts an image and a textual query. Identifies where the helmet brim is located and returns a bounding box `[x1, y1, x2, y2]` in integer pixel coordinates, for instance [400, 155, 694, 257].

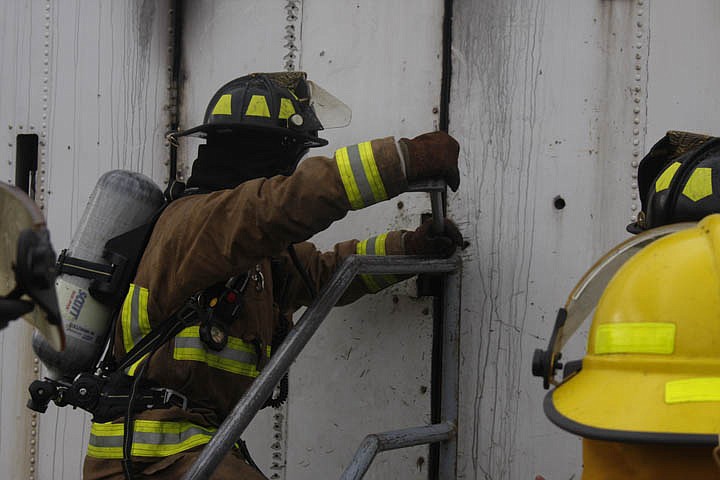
[545, 357, 720, 444]
[173, 123, 328, 148]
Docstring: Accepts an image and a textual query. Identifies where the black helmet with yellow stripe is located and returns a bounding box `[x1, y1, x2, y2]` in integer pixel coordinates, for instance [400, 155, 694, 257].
[627, 130, 720, 233]
[175, 72, 350, 149]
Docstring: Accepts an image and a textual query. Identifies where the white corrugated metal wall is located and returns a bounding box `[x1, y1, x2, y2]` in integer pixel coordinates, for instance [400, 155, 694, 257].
[1, 1, 172, 478]
[451, 1, 720, 479]
[0, 1, 719, 479]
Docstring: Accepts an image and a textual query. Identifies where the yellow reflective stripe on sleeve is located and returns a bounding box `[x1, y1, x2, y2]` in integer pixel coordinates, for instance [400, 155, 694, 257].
[356, 233, 399, 293]
[336, 147, 364, 209]
[279, 98, 296, 119]
[87, 420, 216, 459]
[335, 142, 389, 210]
[655, 162, 681, 192]
[665, 378, 720, 404]
[121, 284, 151, 353]
[594, 322, 676, 355]
[246, 95, 271, 117]
[682, 167, 712, 201]
[358, 141, 389, 203]
[374, 233, 388, 255]
[211, 94, 232, 115]
[173, 326, 269, 377]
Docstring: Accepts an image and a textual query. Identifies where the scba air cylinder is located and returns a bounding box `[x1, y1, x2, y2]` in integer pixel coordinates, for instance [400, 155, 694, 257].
[32, 170, 164, 379]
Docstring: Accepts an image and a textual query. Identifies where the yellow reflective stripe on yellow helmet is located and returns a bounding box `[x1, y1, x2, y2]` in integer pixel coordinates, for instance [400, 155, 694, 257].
[655, 162, 681, 192]
[279, 98, 296, 119]
[246, 95, 271, 117]
[122, 284, 151, 353]
[173, 326, 269, 377]
[594, 322, 676, 355]
[336, 147, 364, 209]
[665, 378, 720, 404]
[682, 167, 713, 201]
[211, 94, 232, 116]
[356, 233, 399, 293]
[87, 420, 215, 459]
[335, 142, 389, 210]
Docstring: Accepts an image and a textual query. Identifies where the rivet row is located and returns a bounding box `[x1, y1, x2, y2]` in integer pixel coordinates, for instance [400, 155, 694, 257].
[630, 0, 646, 224]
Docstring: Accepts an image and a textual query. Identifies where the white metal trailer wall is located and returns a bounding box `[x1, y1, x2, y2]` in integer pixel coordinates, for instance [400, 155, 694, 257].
[0, 2, 51, 478]
[0, 1, 172, 479]
[1, 1, 719, 479]
[450, 1, 720, 479]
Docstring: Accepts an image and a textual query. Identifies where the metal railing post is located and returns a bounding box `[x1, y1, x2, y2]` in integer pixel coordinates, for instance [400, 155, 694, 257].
[438, 266, 461, 479]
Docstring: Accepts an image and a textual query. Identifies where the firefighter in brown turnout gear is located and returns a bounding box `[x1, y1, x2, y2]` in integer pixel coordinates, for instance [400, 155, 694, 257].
[82, 72, 463, 479]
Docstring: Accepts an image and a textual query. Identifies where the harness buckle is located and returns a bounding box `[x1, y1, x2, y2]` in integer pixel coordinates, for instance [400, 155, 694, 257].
[156, 388, 188, 410]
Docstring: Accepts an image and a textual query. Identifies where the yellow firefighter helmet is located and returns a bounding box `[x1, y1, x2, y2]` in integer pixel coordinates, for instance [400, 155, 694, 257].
[538, 214, 720, 444]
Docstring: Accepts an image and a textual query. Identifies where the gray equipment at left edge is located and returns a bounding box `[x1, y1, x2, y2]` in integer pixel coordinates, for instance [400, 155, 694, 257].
[0, 181, 64, 351]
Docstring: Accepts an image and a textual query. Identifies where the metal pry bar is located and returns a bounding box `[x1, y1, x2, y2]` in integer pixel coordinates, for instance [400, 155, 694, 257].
[407, 179, 446, 233]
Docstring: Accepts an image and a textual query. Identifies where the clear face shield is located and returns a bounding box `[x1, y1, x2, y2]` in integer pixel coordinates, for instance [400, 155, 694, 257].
[305, 80, 352, 129]
[259, 72, 352, 129]
[532, 222, 694, 389]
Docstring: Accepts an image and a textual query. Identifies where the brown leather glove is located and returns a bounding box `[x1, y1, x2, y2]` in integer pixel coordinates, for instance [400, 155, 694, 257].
[399, 131, 461, 191]
[404, 218, 464, 257]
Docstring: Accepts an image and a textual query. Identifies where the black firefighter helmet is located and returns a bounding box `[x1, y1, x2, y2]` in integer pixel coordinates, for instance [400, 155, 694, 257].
[174, 72, 351, 149]
[627, 130, 720, 233]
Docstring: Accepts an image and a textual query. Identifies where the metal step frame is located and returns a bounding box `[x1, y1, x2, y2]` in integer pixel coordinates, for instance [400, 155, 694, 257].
[183, 182, 461, 480]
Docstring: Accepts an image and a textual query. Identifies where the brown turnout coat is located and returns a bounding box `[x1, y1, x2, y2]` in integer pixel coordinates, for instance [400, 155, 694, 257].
[84, 137, 411, 479]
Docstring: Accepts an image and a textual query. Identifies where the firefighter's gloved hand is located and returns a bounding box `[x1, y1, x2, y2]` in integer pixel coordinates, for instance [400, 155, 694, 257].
[399, 131, 461, 191]
[404, 218, 464, 257]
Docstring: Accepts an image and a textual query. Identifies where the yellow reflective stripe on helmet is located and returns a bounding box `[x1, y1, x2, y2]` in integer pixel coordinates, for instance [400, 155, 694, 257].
[211, 94, 232, 116]
[173, 326, 270, 377]
[682, 167, 713, 201]
[122, 284, 151, 353]
[655, 162, 681, 192]
[356, 233, 399, 293]
[335, 142, 389, 210]
[246, 95, 271, 118]
[595, 322, 676, 355]
[279, 98, 296, 119]
[87, 420, 215, 459]
[665, 378, 720, 404]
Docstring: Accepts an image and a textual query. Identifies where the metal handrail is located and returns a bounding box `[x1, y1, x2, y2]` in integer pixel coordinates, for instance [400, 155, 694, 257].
[182, 254, 460, 480]
[339, 422, 456, 480]
[183, 179, 459, 480]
